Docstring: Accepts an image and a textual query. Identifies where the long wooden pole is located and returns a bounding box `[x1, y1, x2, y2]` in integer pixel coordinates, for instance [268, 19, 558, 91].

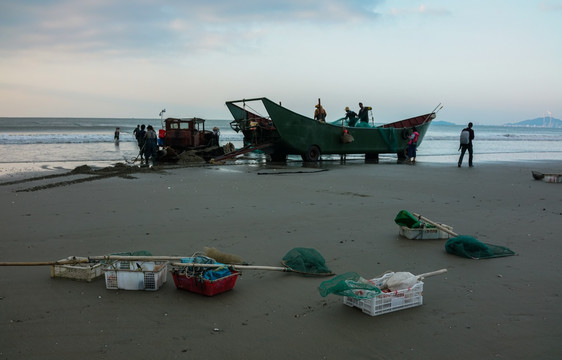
[0, 258, 90, 266]
[416, 268, 447, 279]
[412, 212, 459, 237]
[170, 262, 290, 272]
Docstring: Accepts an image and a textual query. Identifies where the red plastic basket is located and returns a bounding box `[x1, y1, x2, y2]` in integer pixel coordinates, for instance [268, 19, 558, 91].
[171, 270, 239, 296]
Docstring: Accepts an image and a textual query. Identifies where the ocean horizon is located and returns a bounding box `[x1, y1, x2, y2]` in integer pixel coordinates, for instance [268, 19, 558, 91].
[1, 117, 562, 179]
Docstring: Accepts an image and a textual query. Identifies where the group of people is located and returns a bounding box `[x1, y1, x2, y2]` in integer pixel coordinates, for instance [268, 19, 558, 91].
[344, 102, 373, 127]
[313, 102, 373, 127]
[133, 124, 158, 166]
[407, 122, 475, 166]
[313, 101, 475, 167]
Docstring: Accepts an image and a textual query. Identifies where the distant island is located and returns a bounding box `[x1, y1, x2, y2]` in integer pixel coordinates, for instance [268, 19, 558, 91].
[432, 120, 457, 126]
[505, 116, 562, 128]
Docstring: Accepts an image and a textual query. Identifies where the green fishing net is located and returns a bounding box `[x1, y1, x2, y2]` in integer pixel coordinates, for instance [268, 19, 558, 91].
[281, 247, 333, 275]
[318, 272, 381, 299]
[394, 210, 434, 229]
[445, 235, 516, 259]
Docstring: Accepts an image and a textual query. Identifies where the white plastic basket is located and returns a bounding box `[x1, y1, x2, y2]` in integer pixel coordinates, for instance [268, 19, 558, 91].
[104, 261, 168, 291]
[398, 224, 452, 240]
[343, 272, 423, 316]
[50, 257, 106, 282]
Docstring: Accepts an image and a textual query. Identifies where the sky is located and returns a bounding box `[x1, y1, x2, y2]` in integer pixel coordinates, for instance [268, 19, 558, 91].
[0, 0, 561, 125]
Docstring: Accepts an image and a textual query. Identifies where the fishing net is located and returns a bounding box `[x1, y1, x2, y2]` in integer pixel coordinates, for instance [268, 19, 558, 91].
[394, 210, 434, 229]
[445, 235, 516, 259]
[180, 255, 232, 280]
[318, 272, 381, 299]
[281, 247, 333, 276]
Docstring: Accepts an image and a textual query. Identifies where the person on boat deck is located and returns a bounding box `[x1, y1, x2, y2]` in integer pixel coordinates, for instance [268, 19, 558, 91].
[143, 125, 158, 166]
[408, 127, 420, 164]
[357, 102, 372, 124]
[314, 104, 327, 123]
[344, 106, 358, 127]
[458, 122, 475, 167]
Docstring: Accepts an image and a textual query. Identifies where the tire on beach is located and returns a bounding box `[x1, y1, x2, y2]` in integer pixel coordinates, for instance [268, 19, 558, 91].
[268, 152, 287, 163]
[365, 153, 379, 163]
[397, 147, 408, 163]
[401, 128, 411, 140]
[301, 145, 321, 162]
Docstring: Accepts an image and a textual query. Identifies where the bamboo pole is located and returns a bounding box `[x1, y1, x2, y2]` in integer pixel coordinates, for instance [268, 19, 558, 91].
[0, 258, 90, 266]
[412, 212, 459, 237]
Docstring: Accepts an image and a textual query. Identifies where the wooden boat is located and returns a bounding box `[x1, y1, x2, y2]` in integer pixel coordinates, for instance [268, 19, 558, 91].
[226, 97, 439, 162]
[532, 171, 562, 183]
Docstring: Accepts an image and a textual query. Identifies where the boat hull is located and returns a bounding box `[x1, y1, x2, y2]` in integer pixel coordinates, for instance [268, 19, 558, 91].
[227, 97, 436, 161]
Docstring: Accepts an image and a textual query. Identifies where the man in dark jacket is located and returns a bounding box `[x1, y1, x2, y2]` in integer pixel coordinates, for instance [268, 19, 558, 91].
[458, 122, 475, 167]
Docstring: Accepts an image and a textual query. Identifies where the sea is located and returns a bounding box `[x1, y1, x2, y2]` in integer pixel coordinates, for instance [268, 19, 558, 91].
[1, 117, 561, 179]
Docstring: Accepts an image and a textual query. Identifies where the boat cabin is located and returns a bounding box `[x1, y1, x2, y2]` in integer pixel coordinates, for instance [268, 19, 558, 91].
[162, 117, 212, 150]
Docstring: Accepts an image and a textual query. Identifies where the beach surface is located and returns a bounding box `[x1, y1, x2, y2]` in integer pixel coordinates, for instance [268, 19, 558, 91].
[1, 160, 561, 359]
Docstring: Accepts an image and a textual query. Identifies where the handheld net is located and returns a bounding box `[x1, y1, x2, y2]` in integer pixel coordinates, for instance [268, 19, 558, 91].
[281, 247, 333, 276]
[445, 235, 516, 259]
[394, 209, 435, 229]
[318, 272, 381, 299]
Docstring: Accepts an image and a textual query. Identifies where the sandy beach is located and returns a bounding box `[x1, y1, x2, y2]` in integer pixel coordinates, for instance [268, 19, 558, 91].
[1, 160, 561, 359]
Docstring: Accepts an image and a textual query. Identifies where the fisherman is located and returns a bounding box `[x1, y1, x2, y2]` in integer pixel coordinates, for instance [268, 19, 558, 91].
[357, 102, 372, 124]
[143, 125, 158, 166]
[211, 126, 220, 146]
[114, 127, 120, 145]
[133, 125, 140, 139]
[314, 104, 327, 123]
[458, 122, 475, 167]
[344, 106, 358, 127]
[137, 124, 146, 163]
[408, 127, 420, 164]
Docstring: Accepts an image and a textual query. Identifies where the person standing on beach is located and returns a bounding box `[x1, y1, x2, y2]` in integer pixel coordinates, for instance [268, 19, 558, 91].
[114, 127, 120, 145]
[144, 125, 158, 166]
[133, 125, 140, 139]
[211, 126, 220, 146]
[408, 127, 420, 164]
[458, 122, 475, 167]
[314, 104, 327, 123]
[137, 124, 146, 163]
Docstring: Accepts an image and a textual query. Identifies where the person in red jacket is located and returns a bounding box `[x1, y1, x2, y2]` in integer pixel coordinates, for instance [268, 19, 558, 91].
[408, 127, 420, 164]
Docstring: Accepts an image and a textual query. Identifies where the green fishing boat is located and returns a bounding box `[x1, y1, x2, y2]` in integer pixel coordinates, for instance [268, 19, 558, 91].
[226, 97, 440, 162]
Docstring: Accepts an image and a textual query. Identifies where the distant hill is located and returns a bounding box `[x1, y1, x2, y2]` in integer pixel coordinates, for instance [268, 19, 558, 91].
[505, 117, 562, 128]
[432, 120, 456, 126]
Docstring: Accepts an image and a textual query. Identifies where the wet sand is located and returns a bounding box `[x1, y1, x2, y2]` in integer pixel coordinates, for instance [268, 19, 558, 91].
[1, 160, 561, 359]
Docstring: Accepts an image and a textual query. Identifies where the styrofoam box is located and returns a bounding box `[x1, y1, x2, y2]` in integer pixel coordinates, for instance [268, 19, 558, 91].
[399, 224, 452, 240]
[104, 261, 168, 291]
[50, 257, 105, 282]
[343, 272, 423, 316]
[544, 175, 562, 183]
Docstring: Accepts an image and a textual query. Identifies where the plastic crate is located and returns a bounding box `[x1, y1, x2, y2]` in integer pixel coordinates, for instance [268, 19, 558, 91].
[343, 272, 423, 316]
[171, 270, 239, 296]
[398, 224, 453, 240]
[104, 261, 167, 291]
[544, 174, 562, 183]
[50, 257, 106, 282]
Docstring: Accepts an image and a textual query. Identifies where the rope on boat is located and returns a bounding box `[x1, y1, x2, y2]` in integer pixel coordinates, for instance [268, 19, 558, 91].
[243, 101, 268, 120]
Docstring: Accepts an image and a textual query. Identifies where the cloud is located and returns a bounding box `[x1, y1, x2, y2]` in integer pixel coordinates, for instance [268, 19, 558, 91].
[0, 0, 383, 58]
[389, 4, 452, 17]
[538, 1, 562, 11]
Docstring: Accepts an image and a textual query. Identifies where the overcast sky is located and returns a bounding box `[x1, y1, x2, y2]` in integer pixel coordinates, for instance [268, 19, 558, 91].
[1, 0, 561, 124]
